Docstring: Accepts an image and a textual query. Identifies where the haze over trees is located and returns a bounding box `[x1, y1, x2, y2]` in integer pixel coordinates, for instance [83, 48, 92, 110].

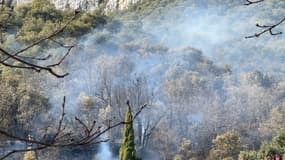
[0, 0, 285, 160]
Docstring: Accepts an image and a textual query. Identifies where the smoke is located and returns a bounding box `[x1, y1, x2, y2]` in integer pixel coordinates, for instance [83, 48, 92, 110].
[95, 142, 117, 160]
[3, 0, 285, 159]
[26, 0, 285, 159]
[94, 132, 117, 160]
[41, 0, 285, 115]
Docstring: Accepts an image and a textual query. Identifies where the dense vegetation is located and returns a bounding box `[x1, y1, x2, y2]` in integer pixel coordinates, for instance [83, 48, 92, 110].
[0, 0, 285, 160]
[0, 0, 106, 43]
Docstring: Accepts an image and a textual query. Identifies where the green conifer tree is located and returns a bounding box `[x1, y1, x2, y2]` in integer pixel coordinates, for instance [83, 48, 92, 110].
[119, 101, 137, 160]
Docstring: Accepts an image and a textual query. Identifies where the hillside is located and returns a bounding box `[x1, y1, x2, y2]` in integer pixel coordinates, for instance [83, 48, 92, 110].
[0, 0, 285, 160]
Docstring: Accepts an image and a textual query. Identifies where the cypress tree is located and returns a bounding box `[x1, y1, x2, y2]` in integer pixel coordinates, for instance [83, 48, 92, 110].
[119, 101, 137, 160]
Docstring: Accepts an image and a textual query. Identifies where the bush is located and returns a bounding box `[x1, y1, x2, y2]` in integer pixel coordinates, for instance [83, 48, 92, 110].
[238, 151, 258, 160]
[0, 6, 17, 30]
[208, 131, 242, 160]
[10, 0, 107, 42]
[23, 151, 36, 160]
[240, 130, 285, 160]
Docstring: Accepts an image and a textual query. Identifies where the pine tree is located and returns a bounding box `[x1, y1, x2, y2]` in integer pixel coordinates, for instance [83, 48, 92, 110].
[119, 101, 137, 160]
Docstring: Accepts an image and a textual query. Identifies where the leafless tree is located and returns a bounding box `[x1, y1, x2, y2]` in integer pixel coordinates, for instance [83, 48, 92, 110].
[0, 10, 148, 159]
[0, 97, 147, 160]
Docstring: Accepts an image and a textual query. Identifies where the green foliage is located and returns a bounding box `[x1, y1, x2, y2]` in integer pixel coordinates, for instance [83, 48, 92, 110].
[239, 151, 259, 160]
[208, 131, 242, 160]
[258, 131, 285, 159]
[65, 12, 106, 36]
[173, 138, 197, 160]
[14, 4, 31, 21]
[17, 18, 61, 42]
[258, 143, 283, 160]
[119, 103, 137, 160]
[173, 155, 182, 160]
[0, 68, 50, 135]
[23, 151, 36, 160]
[15, 0, 62, 42]
[273, 130, 285, 149]
[0, 6, 16, 30]
[29, 0, 62, 21]
[240, 130, 285, 160]
[1, 0, 107, 42]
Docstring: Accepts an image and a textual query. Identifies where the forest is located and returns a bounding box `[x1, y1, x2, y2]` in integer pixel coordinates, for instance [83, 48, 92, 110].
[0, 0, 285, 160]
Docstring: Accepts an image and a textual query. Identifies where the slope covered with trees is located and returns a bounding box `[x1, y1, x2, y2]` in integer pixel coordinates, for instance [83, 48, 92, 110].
[0, 0, 285, 160]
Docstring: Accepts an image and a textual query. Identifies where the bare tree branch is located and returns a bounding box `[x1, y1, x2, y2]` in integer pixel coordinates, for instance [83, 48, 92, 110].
[52, 96, 66, 143]
[0, 15, 77, 78]
[142, 115, 163, 149]
[0, 47, 71, 77]
[5, 16, 76, 60]
[244, 0, 285, 39]
[0, 146, 48, 160]
[244, 0, 264, 5]
[17, 54, 52, 61]
[245, 17, 285, 38]
[0, 99, 147, 160]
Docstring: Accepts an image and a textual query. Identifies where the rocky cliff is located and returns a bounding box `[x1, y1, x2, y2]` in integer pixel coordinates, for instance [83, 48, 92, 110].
[10, 0, 143, 12]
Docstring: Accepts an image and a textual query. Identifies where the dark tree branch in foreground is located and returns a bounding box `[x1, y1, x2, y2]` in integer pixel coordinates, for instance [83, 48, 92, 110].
[245, 17, 285, 38]
[244, 0, 285, 38]
[244, 0, 264, 5]
[0, 98, 147, 160]
[0, 15, 77, 78]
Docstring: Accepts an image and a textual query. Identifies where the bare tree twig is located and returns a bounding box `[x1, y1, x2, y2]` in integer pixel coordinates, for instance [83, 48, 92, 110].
[17, 54, 52, 61]
[46, 46, 74, 68]
[0, 15, 77, 78]
[244, 0, 264, 5]
[0, 100, 147, 160]
[0, 47, 69, 78]
[245, 17, 285, 38]
[0, 146, 48, 160]
[75, 116, 92, 136]
[4, 16, 76, 60]
[52, 97, 66, 143]
[244, 0, 285, 39]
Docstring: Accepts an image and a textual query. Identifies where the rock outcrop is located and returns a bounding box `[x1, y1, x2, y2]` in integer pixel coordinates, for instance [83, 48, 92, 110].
[11, 0, 143, 12]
